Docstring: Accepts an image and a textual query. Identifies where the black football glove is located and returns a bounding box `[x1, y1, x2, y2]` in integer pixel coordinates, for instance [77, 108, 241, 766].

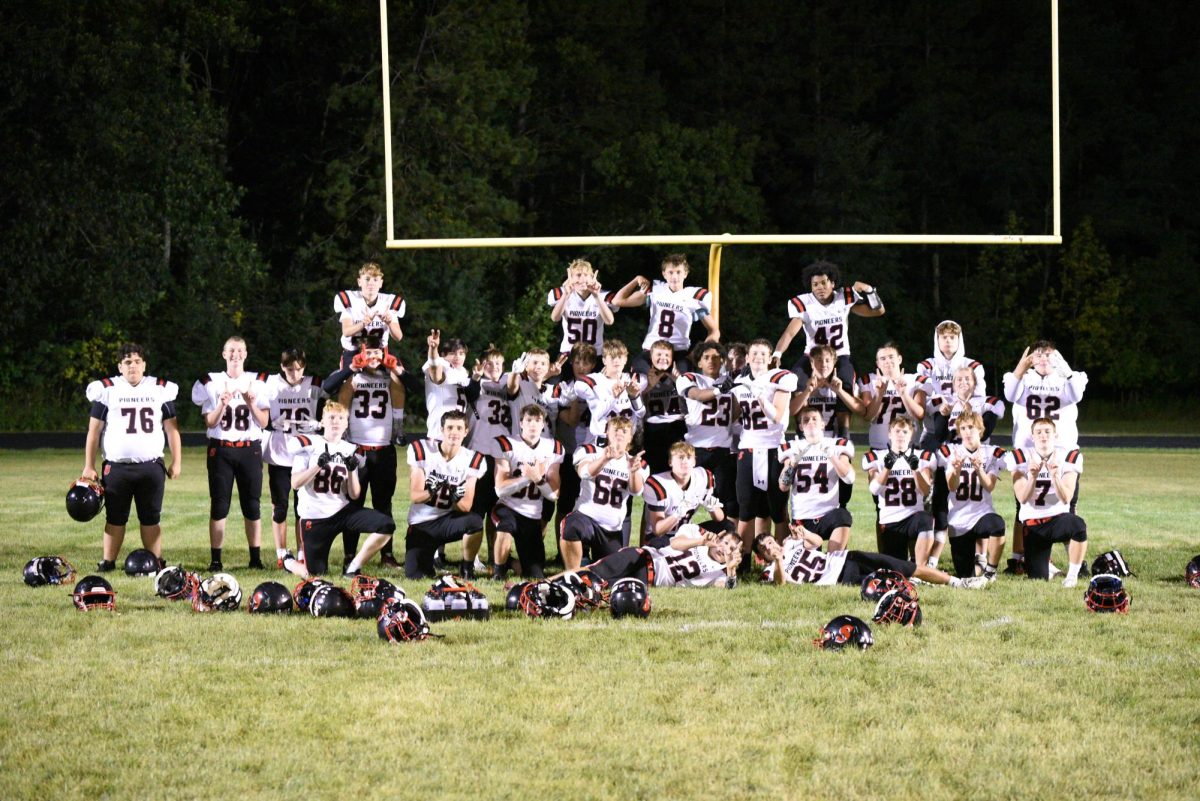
[342, 453, 360, 471]
[779, 463, 797, 488]
[905, 452, 920, 471]
[423, 475, 441, 497]
[450, 482, 467, 501]
[882, 451, 897, 470]
[317, 450, 332, 468]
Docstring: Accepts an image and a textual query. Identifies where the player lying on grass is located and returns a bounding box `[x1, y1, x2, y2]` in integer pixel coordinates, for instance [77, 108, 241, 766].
[286, 402, 396, 578]
[753, 532, 988, 589]
[564, 525, 743, 589]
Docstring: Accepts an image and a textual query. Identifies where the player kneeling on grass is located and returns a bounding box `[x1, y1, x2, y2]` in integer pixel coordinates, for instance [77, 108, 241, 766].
[492, 405, 564, 581]
[405, 409, 487, 579]
[288, 402, 396, 578]
[778, 406, 855, 553]
[754, 532, 988, 589]
[643, 441, 732, 546]
[862, 416, 937, 562]
[937, 411, 1007, 580]
[559, 417, 646, 571]
[1007, 417, 1088, 587]
[570, 525, 742, 589]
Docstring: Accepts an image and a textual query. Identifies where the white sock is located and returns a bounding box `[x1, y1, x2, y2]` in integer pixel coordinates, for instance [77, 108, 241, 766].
[949, 577, 963, 588]
[346, 554, 364, 572]
[927, 557, 939, 569]
[276, 548, 288, 559]
[1066, 562, 1082, 580]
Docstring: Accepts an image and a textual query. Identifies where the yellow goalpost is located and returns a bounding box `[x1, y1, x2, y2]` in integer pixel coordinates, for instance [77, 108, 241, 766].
[377, 0, 1062, 324]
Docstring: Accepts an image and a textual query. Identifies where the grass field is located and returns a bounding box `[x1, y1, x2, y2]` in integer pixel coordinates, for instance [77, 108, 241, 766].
[2, 447, 1198, 801]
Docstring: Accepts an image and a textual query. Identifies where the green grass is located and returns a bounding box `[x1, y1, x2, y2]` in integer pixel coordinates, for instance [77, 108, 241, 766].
[2, 448, 1199, 800]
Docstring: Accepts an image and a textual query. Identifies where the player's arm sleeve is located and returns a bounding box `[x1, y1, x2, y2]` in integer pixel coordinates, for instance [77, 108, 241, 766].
[191, 379, 211, 409]
[1063, 371, 1089, 404]
[89, 400, 108, 421]
[1002, 372, 1023, 404]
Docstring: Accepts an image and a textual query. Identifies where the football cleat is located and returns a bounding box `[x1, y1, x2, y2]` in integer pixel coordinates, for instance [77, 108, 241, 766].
[814, 615, 874, 650]
[1186, 555, 1200, 589]
[421, 575, 490, 622]
[860, 569, 915, 603]
[1084, 574, 1130, 614]
[872, 588, 922, 627]
[154, 566, 199, 601]
[192, 573, 242, 612]
[1090, 550, 1133, 578]
[309, 584, 355, 618]
[517, 580, 577, 620]
[377, 599, 432, 643]
[248, 581, 294, 614]
[609, 578, 651, 619]
[23, 556, 77, 587]
[123, 548, 161, 577]
[65, 477, 105, 522]
[72, 575, 116, 611]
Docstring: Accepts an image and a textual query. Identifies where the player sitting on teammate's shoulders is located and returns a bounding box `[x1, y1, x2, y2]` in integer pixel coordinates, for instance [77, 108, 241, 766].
[790, 343, 861, 439]
[753, 531, 988, 589]
[937, 411, 1007, 581]
[334, 260, 405, 368]
[642, 442, 732, 547]
[612, 253, 719, 373]
[422, 329, 471, 441]
[1002, 339, 1088, 574]
[778, 405, 856, 553]
[492, 405, 563, 581]
[858, 342, 927, 451]
[914, 320, 986, 410]
[559, 417, 646, 571]
[548, 258, 616, 379]
[569, 525, 742, 589]
[862, 415, 937, 563]
[676, 340, 739, 517]
[404, 409, 487, 579]
[772, 259, 883, 394]
[635, 340, 687, 476]
[572, 339, 644, 447]
[1006, 417, 1088, 587]
[287, 402, 396, 578]
[84, 343, 183, 572]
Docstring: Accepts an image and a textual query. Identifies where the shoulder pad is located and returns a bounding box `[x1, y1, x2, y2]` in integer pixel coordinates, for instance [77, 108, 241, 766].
[863, 451, 878, 463]
[644, 476, 667, 500]
[577, 375, 596, 389]
[553, 440, 564, 455]
[337, 290, 352, 309]
[198, 374, 211, 385]
[1066, 449, 1082, 464]
[969, 360, 982, 369]
[939, 445, 951, 457]
[921, 450, 934, 460]
[919, 360, 932, 370]
[390, 294, 405, 311]
[843, 287, 856, 304]
[992, 447, 1007, 459]
[410, 440, 426, 462]
[836, 438, 849, 446]
[789, 296, 806, 314]
[256, 371, 269, 382]
[469, 451, 485, 470]
[693, 287, 709, 301]
[1010, 449, 1026, 464]
[496, 436, 512, 453]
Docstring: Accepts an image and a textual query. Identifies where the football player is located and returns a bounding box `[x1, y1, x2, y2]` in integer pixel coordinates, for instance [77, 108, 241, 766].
[771, 260, 884, 396]
[404, 409, 487, 579]
[492, 404, 564, 580]
[83, 343, 182, 571]
[635, 339, 687, 475]
[642, 442, 731, 544]
[861, 416, 937, 562]
[612, 253, 720, 373]
[553, 343, 598, 549]
[753, 532, 987, 589]
[790, 344, 861, 439]
[572, 339, 644, 447]
[777, 406, 855, 553]
[289, 402, 396, 578]
[559, 417, 646, 570]
[571, 525, 742, 589]
[1002, 340, 1088, 573]
[731, 339, 799, 561]
[1007, 417, 1088, 586]
[677, 340, 738, 517]
[937, 411, 1007, 580]
[334, 260, 405, 368]
[261, 347, 325, 568]
[858, 342, 927, 450]
[191, 336, 271, 571]
[913, 320, 987, 412]
[423, 329, 470, 441]
[547, 258, 617, 377]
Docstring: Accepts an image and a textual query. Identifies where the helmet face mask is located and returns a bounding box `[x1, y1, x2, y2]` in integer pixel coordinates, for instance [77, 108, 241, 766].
[518, 580, 576, 620]
[860, 569, 915, 603]
[351, 575, 406, 618]
[1187, 555, 1200, 589]
[553, 571, 606, 610]
[72, 575, 116, 611]
[155, 566, 199, 601]
[872, 589, 922, 627]
[1085, 574, 1130, 614]
[23, 556, 77, 587]
[65, 478, 105, 522]
[377, 599, 432, 642]
[609, 578, 650, 619]
[193, 573, 243, 612]
[814, 615, 874, 650]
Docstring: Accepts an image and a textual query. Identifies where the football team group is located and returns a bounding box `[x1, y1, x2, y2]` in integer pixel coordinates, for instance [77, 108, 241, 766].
[36, 253, 1161, 643]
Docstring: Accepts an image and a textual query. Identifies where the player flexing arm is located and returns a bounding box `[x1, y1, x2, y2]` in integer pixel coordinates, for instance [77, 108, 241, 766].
[612, 253, 720, 372]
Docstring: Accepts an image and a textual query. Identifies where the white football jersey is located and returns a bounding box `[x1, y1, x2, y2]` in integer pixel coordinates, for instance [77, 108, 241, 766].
[936, 444, 1006, 531]
[732, 369, 799, 450]
[640, 281, 712, 351]
[1007, 446, 1083, 522]
[334, 289, 406, 351]
[573, 372, 643, 443]
[801, 384, 840, 436]
[932, 395, 1006, 446]
[786, 287, 862, 357]
[510, 378, 563, 439]
[857, 372, 920, 450]
[574, 445, 647, 530]
[191, 371, 270, 442]
[764, 539, 832, 585]
[637, 371, 685, 424]
[467, 377, 516, 457]
[86, 375, 179, 462]
[779, 436, 855, 520]
[641, 467, 716, 527]
[676, 372, 736, 449]
[423, 362, 470, 439]
[862, 448, 937, 525]
[262, 373, 324, 466]
[407, 439, 487, 525]
[647, 545, 727, 588]
[292, 435, 360, 519]
[345, 370, 395, 447]
[1003, 370, 1088, 450]
[494, 435, 565, 519]
[547, 287, 617, 353]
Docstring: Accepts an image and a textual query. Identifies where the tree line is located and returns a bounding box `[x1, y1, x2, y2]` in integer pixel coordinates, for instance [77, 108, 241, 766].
[1, 0, 1194, 429]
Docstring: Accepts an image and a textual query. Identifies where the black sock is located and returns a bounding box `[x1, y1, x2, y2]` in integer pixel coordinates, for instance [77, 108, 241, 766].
[493, 562, 508, 581]
[210, 547, 222, 564]
[249, 546, 262, 566]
